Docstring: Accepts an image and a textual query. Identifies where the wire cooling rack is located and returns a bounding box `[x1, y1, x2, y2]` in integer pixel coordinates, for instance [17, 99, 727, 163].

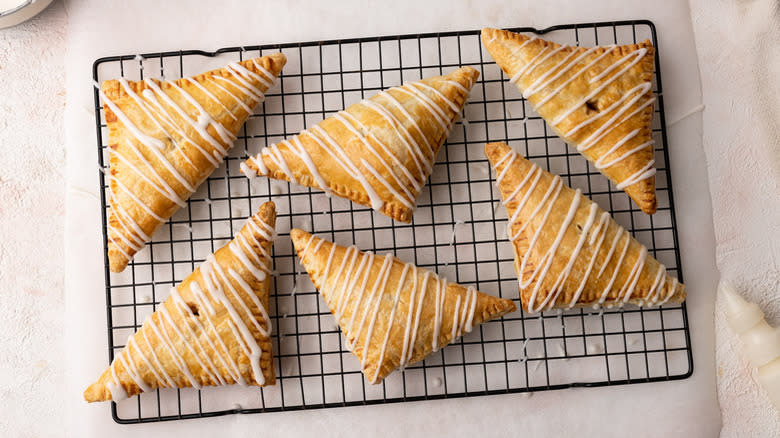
[93, 20, 691, 424]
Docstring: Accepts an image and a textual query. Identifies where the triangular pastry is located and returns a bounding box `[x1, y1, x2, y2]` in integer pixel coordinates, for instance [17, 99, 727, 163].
[482, 28, 658, 214]
[485, 142, 684, 313]
[84, 202, 278, 402]
[242, 67, 479, 222]
[290, 228, 515, 384]
[100, 53, 287, 272]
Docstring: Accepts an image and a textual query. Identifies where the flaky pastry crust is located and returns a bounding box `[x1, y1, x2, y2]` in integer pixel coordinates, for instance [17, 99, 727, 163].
[103, 53, 286, 272]
[486, 142, 684, 313]
[243, 67, 480, 222]
[290, 229, 515, 383]
[84, 202, 278, 402]
[482, 28, 658, 214]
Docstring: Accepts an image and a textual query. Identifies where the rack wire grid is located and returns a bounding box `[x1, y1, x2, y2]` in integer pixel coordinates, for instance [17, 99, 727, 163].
[93, 20, 692, 424]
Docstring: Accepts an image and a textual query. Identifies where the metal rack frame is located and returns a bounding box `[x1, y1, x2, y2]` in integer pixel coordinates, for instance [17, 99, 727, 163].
[93, 19, 691, 424]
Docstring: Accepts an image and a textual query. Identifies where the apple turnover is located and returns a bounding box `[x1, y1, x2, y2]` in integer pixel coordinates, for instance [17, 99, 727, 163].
[242, 67, 479, 222]
[482, 28, 658, 214]
[84, 202, 277, 402]
[485, 142, 684, 313]
[290, 228, 515, 384]
[100, 53, 286, 272]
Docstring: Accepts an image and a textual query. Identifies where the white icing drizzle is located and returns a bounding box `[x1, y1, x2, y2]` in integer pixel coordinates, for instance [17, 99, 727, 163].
[145, 308, 201, 388]
[505, 35, 538, 68]
[240, 162, 257, 178]
[533, 45, 617, 108]
[495, 147, 517, 185]
[107, 366, 128, 402]
[109, 174, 165, 222]
[124, 136, 196, 194]
[333, 246, 364, 319]
[491, 148, 674, 312]
[510, 39, 655, 190]
[567, 83, 653, 144]
[251, 59, 276, 86]
[169, 288, 231, 385]
[228, 62, 272, 90]
[402, 270, 432, 367]
[248, 215, 275, 241]
[208, 256, 269, 338]
[361, 98, 429, 178]
[616, 159, 656, 190]
[352, 254, 395, 356]
[216, 72, 262, 102]
[658, 277, 679, 305]
[617, 246, 648, 303]
[190, 282, 246, 386]
[248, 154, 268, 175]
[115, 346, 152, 393]
[410, 81, 461, 113]
[104, 216, 274, 398]
[168, 81, 235, 144]
[342, 251, 377, 349]
[109, 224, 141, 252]
[550, 54, 649, 125]
[100, 61, 274, 263]
[360, 158, 413, 209]
[97, 87, 165, 150]
[116, 78, 194, 168]
[567, 212, 611, 307]
[112, 144, 186, 207]
[132, 83, 221, 167]
[431, 277, 448, 352]
[184, 77, 238, 121]
[199, 249, 268, 385]
[140, 328, 176, 388]
[158, 296, 222, 384]
[112, 201, 149, 245]
[370, 262, 409, 383]
[210, 80, 253, 113]
[510, 45, 566, 84]
[339, 110, 421, 195]
[533, 203, 598, 310]
[523, 45, 602, 98]
[394, 84, 448, 131]
[645, 265, 667, 304]
[306, 126, 384, 211]
[589, 48, 648, 83]
[236, 232, 269, 270]
[264, 144, 298, 184]
[285, 137, 331, 195]
[299, 235, 478, 377]
[143, 79, 228, 155]
[445, 79, 470, 94]
[248, 74, 469, 214]
[125, 335, 164, 387]
[378, 90, 434, 155]
[450, 295, 462, 340]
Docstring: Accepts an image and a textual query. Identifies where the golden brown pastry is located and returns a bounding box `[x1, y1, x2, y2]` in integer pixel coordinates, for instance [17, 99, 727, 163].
[101, 53, 287, 272]
[84, 202, 278, 403]
[242, 67, 480, 222]
[482, 28, 658, 214]
[290, 228, 515, 384]
[485, 142, 684, 313]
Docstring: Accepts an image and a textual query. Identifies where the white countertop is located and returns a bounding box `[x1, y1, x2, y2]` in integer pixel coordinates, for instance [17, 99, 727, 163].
[0, 0, 777, 436]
